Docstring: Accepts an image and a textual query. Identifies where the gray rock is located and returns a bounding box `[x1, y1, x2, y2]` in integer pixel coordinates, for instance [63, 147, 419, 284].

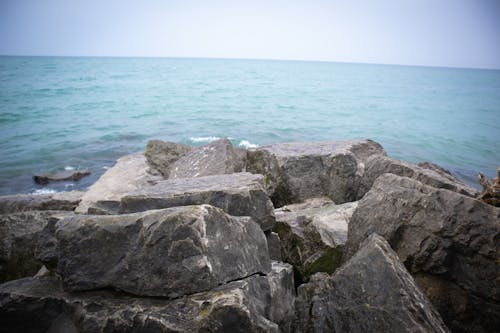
[346, 173, 500, 333]
[294, 234, 449, 333]
[358, 155, 479, 198]
[33, 170, 91, 185]
[0, 191, 84, 214]
[145, 139, 192, 177]
[246, 139, 386, 206]
[38, 205, 271, 297]
[170, 138, 246, 179]
[266, 231, 282, 261]
[0, 262, 294, 333]
[75, 153, 163, 214]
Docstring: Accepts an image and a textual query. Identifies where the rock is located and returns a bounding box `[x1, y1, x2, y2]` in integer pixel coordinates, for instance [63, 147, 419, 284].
[246, 139, 386, 207]
[345, 173, 500, 332]
[266, 231, 282, 261]
[170, 138, 246, 179]
[418, 161, 452, 175]
[33, 170, 91, 185]
[145, 139, 192, 177]
[0, 262, 294, 332]
[0, 191, 84, 214]
[0, 211, 72, 282]
[75, 153, 162, 214]
[273, 198, 356, 282]
[37, 205, 271, 297]
[358, 155, 479, 199]
[295, 234, 449, 333]
[478, 167, 500, 207]
[115, 172, 275, 231]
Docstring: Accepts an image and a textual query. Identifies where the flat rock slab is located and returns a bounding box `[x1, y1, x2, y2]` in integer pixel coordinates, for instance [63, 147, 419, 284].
[38, 205, 271, 298]
[295, 234, 449, 333]
[33, 170, 91, 185]
[0, 191, 84, 214]
[346, 173, 500, 332]
[246, 139, 386, 206]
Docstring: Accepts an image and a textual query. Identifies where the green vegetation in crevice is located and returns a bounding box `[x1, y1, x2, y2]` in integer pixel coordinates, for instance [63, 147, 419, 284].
[301, 247, 343, 281]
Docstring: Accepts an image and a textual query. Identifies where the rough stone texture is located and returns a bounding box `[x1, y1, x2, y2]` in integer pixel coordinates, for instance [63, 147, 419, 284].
[294, 234, 449, 333]
[37, 205, 271, 297]
[346, 173, 500, 333]
[0, 262, 294, 333]
[273, 198, 356, 282]
[170, 138, 246, 179]
[75, 153, 162, 214]
[145, 139, 192, 177]
[246, 139, 386, 207]
[358, 154, 479, 199]
[33, 170, 91, 185]
[0, 211, 72, 282]
[0, 191, 84, 214]
[116, 172, 276, 231]
[265, 231, 282, 261]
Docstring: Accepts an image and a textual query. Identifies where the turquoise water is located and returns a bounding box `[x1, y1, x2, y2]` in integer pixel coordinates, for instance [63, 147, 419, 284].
[1, 56, 499, 195]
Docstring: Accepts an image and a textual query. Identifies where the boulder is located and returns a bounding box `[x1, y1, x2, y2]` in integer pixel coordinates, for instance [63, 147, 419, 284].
[273, 197, 356, 282]
[33, 170, 91, 185]
[144, 139, 192, 177]
[75, 153, 162, 214]
[294, 234, 449, 333]
[358, 155, 479, 199]
[0, 262, 294, 333]
[265, 231, 282, 261]
[478, 167, 500, 207]
[170, 138, 246, 179]
[0, 191, 84, 214]
[246, 139, 386, 207]
[346, 173, 500, 332]
[37, 205, 271, 297]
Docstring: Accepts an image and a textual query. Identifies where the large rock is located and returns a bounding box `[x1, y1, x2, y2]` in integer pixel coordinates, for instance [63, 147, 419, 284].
[37, 205, 271, 297]
[246, 139, 386, 207]
[0, 191, 83, 214]
[170, 138, 246, 179]
[294, 234, 449, 333]
[0, 262, 294, 333]
[273, 197, 356, 282]
[346, 173, 500, 332]
[145, 139, 192, 177]
[33, 170, 91, 185]
[75, 153, 162, 214]
[358, 155, 479, 198]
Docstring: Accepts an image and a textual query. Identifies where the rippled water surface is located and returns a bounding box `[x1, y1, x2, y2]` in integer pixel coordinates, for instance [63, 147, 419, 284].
[1, 56, 499, 195]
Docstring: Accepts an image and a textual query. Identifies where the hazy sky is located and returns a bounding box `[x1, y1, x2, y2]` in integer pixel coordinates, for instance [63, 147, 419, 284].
[1, 0, 499, 69]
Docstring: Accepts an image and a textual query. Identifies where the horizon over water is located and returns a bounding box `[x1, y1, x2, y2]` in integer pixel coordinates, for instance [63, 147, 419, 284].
[0, 55, 499, 195]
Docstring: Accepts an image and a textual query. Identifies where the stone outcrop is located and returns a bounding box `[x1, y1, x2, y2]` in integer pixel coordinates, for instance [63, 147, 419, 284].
[357, 155, 479, 198]
[144, 139, 192, 177]
[346, 173, 500, 332]
[294, 234, 449, 333]
[246, 139, 386, 206]
[33, 170, 91, 185]
[478, 167, 500, 207]
[0, 191, 83, 214]
[37, 205, 271, 298]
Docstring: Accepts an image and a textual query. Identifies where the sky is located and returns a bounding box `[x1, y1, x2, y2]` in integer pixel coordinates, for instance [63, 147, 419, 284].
[0, 0, 499, 69]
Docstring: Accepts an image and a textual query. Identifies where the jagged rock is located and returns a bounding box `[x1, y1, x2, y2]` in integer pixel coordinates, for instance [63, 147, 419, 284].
[37, 205, 271, 297]
[246, 139, 386, 207]
[145, 139, 192, 177]
[170, 138, 246, 179]
[345, 173, 500, 333]
[75, 153, 162, 214]
[294, 234, 449, 333]
[478, 167, 500, 207]
[418, 161, 452, 175]
[0, 262, 294, 333]
[0, 211, 72, 282]
[266, 231, 282, 261]
[358, 155, 479, 199]
[273, 198, 356, 282]
[33, 170, 91, 185]
[0, 191, 84, 214]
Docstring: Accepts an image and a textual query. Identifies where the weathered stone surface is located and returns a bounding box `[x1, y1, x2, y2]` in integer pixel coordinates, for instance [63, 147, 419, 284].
[294, 234, 449, 333]
[478, 167, 500, 207]
[116, 172, 275, 231]
[33, 170, 91, 185]
[38, 205, 271, 297]
[0, 191, 84, 214]
[273, 198, 355, 282]
[265, 231, 282, 261]
[170, 138, 246, 179]
[246, 139, 386, 206]
[358, 155, 479, 199]
[0, 211, 72, 282]
[346, 173, 500, 333]
[145, 139, 192, 177]
[75, 153, 162, 214]
[0, 262, 294, 333]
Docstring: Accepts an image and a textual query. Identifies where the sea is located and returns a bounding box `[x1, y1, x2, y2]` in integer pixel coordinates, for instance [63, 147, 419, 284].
[0, 56, 499, 195]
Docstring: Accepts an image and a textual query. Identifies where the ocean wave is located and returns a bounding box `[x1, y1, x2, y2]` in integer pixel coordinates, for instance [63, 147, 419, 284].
[32, 188, 58, 195]
[189, 136, 221, 143]
[64, 166, 75, 170]
[238, 140, 259, 149]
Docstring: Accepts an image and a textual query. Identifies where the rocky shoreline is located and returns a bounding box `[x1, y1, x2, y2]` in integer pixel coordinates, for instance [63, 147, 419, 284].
[0, 138, 498, 333]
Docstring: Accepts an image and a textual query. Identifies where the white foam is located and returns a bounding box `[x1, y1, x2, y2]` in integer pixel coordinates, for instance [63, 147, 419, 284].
[64, 166, 75, 171]
[238, 140, 259, 149]
[189, 136, 221, 143]
[32, 188, 58, 195]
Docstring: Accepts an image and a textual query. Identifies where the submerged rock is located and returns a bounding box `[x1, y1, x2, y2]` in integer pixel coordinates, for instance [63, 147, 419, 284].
[0, 191, 83, 214]
[144, 139, 192, 177]
[33, 170, 91, 185]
